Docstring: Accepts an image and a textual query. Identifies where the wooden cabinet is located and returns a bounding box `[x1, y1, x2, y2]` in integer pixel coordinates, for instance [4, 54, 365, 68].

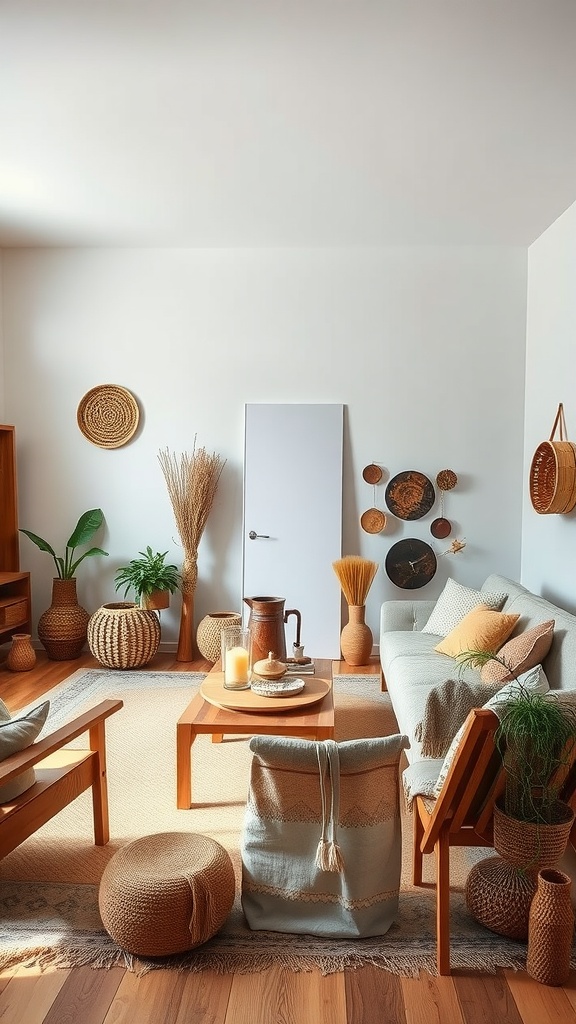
[0, 425, 32, 645]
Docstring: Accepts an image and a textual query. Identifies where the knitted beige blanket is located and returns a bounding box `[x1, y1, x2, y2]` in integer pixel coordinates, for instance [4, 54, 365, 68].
[414, 677, 502, 757]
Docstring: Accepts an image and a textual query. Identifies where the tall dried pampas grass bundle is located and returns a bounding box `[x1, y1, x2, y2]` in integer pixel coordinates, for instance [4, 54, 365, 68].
[332, 556, 378, 606]
[158, 440, 225, 661]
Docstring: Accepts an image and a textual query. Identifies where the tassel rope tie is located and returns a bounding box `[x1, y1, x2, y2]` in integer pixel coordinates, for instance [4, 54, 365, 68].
[315, 741, 345, 873]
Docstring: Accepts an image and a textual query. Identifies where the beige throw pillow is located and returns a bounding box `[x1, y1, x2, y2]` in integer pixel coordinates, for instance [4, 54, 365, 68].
[480, 619, 555, 683]
[0, 698, 50, 802]
[434, 605, 520, 658]
[422, 578, 508, 637]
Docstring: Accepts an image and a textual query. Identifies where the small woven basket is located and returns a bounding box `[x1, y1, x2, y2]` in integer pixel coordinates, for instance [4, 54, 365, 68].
[529, 403, 576, 514]
[196, 611, 242, 663]
[527, 869, 575, 986]
[88, 602, 160, 669]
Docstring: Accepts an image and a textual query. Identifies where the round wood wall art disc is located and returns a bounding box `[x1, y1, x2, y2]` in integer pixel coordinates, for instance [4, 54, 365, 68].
[360, 507, 387, 534]
[385, 538, 437, 590]
[430, 517, 452, 539]
[362, 463, 383, 485]
[385, 471, 435, 520]
[77, 385, 140, 449]
[436, 469, 458, 491]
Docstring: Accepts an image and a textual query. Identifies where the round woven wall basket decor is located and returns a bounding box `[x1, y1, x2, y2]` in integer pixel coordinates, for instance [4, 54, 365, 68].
[77, 384, 140, 449]
[529, 403, 576, 514]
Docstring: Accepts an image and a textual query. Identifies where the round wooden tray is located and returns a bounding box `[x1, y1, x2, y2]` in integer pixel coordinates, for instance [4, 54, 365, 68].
[200, 673, 331, 712]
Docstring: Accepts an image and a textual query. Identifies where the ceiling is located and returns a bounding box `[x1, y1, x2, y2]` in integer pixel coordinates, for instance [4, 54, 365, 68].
[2, 0, 576, 248]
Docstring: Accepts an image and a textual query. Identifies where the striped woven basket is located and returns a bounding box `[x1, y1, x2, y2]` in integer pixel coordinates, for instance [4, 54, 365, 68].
[530, 403, 576, 514]
[87, 602, 160, 669]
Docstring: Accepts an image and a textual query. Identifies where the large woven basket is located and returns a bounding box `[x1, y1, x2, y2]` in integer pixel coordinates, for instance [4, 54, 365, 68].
[529, 403, 576, 514]
[88, 602, 160, 669]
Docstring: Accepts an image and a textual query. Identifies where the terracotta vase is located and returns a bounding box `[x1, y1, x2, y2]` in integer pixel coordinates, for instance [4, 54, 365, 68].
[527, 869, 575, 985]
[38, 578, 90, 660]
[340, 605, 373, 666]
[87, 602, 161, 669]
[6, 633, 37, 672]
[196, 611, 242, 664]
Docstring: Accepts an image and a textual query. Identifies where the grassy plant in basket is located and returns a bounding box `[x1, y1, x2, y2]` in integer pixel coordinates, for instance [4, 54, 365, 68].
[458, 649, 576, 825]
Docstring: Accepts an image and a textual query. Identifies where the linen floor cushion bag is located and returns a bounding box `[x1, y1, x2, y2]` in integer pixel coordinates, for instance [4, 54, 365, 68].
[0, 698, 50, 802]
[241, 733, 409, 939]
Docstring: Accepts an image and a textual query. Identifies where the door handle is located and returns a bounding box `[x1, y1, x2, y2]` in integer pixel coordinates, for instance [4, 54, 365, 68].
[248, 530, 270, 540]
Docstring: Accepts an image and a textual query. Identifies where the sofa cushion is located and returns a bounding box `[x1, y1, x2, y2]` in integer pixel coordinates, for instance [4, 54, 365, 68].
[422, 577, 508, 637]
[480, 619, 555, 684]
[434, 605, 520, 658]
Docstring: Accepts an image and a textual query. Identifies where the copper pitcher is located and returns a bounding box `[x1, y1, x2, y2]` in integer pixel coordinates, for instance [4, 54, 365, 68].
[243, 596, 301, 664]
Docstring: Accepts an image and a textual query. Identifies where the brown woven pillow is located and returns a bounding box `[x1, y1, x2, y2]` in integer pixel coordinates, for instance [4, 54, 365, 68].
[480, 619, 555, 683]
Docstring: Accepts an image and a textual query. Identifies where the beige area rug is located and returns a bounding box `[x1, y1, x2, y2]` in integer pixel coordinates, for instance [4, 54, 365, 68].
[0, 668, 564, 976]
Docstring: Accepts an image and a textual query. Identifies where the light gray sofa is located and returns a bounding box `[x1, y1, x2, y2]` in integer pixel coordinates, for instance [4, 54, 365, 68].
[379, 573, 576, 766]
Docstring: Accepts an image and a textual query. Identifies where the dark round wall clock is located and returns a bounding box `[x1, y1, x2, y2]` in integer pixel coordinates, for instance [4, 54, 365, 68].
[385, 538, 437, 590]
[385, 471, 435, 521]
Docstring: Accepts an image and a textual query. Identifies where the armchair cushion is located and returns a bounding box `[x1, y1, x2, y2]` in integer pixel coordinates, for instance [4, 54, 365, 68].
[0, 699, 50, 802]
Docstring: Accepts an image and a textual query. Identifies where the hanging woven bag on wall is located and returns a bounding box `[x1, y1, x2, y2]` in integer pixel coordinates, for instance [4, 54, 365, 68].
[529, 403, 576, 514]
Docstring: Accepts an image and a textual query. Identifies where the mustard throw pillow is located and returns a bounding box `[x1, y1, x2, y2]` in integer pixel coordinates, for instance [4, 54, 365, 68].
[480, 619, 555, 683]
[434, 605, 520, 659]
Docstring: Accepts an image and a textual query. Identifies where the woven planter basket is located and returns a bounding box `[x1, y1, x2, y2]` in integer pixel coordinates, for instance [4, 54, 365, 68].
[38, 578, 90, 660]
[493, 802, 575, 870]
[196, 611, 242, 663]
[88, 602, 160, 669]
[529, 403, 576, 514]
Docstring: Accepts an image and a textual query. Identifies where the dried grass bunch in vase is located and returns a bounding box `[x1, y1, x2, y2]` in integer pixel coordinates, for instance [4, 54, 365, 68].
[332, 556, 378, 666]
[158, 440, 225, 661]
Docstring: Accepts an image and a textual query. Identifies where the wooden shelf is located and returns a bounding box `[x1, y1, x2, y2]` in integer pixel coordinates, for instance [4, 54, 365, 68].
[0, 572, 31, 645]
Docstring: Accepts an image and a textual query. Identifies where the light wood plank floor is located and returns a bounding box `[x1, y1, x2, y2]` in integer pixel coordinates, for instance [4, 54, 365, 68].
[1, 649, 575, 1024]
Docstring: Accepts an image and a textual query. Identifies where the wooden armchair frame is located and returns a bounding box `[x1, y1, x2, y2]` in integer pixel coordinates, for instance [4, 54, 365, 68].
[412, 707, 576, 975]
[0, 698, 123, 860]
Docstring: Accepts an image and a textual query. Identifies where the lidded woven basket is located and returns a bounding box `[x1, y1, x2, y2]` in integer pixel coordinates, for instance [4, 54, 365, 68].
[88, 602, 160, 669]
[530, 403, 576, 514]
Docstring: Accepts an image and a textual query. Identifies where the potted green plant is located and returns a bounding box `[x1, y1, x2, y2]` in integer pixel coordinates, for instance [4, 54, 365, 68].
[20, 508, 109, 660]
[114, 547, 181, 610]
[20, 508, 109, 579]
[459, 649, 576, 940]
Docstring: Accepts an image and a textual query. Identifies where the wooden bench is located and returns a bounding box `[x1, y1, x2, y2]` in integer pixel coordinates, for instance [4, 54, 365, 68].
[0, 698, 123, 859]
[412, 707, 576, 975]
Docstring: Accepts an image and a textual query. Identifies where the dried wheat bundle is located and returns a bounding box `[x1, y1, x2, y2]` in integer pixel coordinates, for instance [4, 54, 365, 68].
[158, 440, 226, 661]
[332, 556, 378, 606]
[158, 441, 225, 592]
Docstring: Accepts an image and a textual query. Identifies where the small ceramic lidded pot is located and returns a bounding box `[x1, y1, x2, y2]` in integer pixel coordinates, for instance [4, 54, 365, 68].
[221, 625, 252, 690]
[252, 652, 287, 681]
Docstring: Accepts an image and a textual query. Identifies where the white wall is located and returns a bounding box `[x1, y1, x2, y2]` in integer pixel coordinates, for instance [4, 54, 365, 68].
[1, 246, 527, 651]
[522, 200, 576, 612]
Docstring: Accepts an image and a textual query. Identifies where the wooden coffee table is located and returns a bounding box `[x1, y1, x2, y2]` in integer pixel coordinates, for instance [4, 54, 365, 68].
[176, 658, 334, 808]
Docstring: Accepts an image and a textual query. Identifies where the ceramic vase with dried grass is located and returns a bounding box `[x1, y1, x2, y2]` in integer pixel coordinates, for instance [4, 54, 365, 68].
[332, 556, 378, 667]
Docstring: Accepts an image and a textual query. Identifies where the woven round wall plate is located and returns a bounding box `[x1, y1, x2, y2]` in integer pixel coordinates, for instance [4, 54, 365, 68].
[77, 384, 140, 449]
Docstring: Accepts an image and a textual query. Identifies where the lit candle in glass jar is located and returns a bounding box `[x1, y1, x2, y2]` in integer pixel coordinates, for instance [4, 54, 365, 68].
[224, 645, 250, 687]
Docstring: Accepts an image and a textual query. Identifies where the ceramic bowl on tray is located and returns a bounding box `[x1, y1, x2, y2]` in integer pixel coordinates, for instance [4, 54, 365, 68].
[250, 677, 305, 698]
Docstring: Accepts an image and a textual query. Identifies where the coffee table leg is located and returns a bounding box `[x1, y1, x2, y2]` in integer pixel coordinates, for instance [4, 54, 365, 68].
[211, 733, 224, 743]
[177, 722, 195, 809]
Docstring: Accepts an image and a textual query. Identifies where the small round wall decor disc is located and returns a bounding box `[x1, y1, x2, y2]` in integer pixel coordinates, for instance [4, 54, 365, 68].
[77, 384, 140, 449]
[430, 517, 452, 539]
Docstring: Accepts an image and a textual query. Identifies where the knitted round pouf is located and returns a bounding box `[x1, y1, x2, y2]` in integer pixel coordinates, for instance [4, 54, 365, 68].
[98, 832, 235, 957]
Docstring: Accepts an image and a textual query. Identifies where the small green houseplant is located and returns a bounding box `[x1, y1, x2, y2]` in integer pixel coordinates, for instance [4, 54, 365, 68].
[20, 508, 109, 578]
[114, 547, 181, 610]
